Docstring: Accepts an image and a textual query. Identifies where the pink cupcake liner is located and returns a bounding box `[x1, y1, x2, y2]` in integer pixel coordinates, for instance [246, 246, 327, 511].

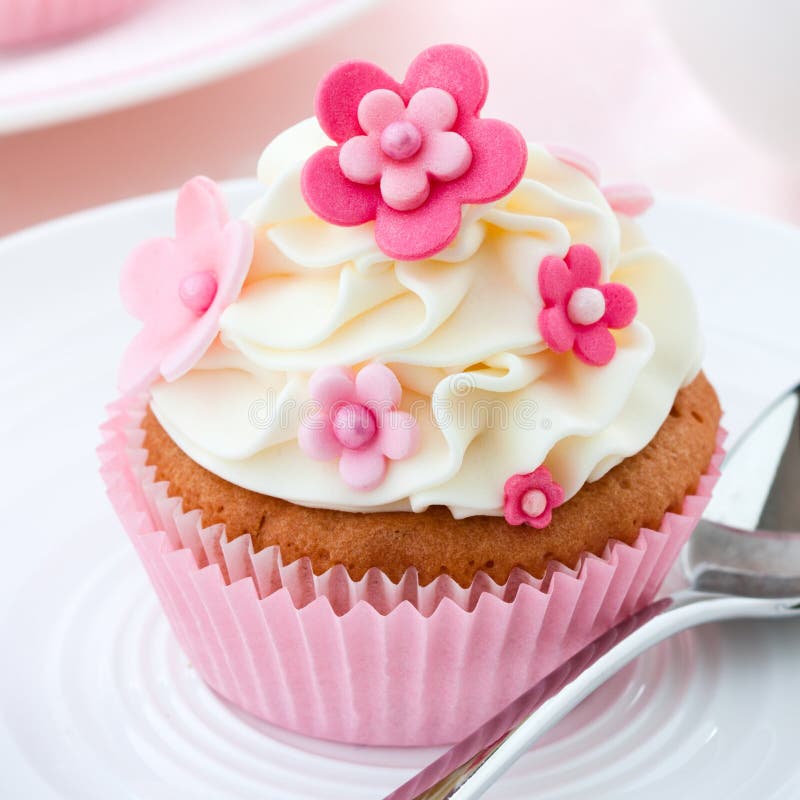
[0, 0, 146, 47]
[99, 394, 724, 746]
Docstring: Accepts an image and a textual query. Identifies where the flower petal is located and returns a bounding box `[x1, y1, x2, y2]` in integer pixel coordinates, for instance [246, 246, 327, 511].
[174, 176, 228, 240]
[526, 466, 553, 490]
[298, 413, 343, 461]
[538, 255, 573, 305]
[301, 146, 381, 226]
[358, 88, 405, 134]
[308, 365, 357, 409]
[355, 363, 402, 412]
[339, 443, 387, 490]
[601, 282, 637, 329]
[159, 313, 221, 383]
[503, 478, 529, 526]
[404, 44, 488, 118]
[538, 306, 575, 352]
[602, 183, 653, 217]
[504, 473, 531, 498]
[379, 411, 419, 460]
[374, 192, 462, 261]
[380, 163, 430, 211]
[446, 117, 527, 205]
[405, 87, 458, 132]
[545, 144, 601, 184]
[117, 326, 170, 394]
[213, 220, 255, 309]
[526, 507, 553, 529]
[574, 324, 616, 366]
[542, 479, 565, 509]
[315, 60, 401, 143]
[339, 134, 384, 185]
[422, 130, 472, 182]
[503, 504, 526, 527]
[565, 244, 601, 287]
[120, 238, 182, 321]
[119, 235, 201, 387]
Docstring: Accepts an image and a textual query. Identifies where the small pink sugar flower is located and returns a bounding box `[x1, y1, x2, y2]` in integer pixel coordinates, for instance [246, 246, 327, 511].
[118, 176, 253, 394]
[298, 364, 419, 491]
[537, 244, 637, 367]
[301, 44, 527, 262]
[503, 466, 564, 529]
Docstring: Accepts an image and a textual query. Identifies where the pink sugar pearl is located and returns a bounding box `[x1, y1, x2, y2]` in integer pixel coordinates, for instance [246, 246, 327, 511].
[179, 270, 218, 315]
[332, 403, 378, 449]
[567, 287, 605, 326]
[520, 489, 547, 518]
[380, 120, 423, 161]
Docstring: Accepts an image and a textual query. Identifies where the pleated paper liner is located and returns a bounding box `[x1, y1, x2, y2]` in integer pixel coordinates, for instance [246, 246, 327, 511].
[99, 395, 724, 746]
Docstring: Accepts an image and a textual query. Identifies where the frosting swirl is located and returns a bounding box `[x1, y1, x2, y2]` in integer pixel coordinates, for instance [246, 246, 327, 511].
[150, 118, 702, 517]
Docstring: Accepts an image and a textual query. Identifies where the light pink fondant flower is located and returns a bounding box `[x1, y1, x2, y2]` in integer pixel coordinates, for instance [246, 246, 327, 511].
[545, 144, 600, 184]
[601, 183, 654, 217]
[546, 145, 653, 218]
[339, 87, 473, 212]
[118, 177, 253, 394]
[537, 244, 637, 367]
[298, 364, 419, 491]
[301, 44, 527, 262]
[503, 466, 564, 529]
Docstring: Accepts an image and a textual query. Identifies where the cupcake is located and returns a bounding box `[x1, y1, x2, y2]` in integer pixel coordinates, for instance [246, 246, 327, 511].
[100, 44, 722, 746]
[0, 0, 146, 47]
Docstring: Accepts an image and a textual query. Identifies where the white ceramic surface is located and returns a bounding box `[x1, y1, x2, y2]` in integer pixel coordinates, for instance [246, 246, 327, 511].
[0, 0, 380, 135]
[0, 182, 799, 799]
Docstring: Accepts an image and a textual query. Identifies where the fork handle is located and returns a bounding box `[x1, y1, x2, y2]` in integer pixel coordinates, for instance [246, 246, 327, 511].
[391, 591, 786, 800]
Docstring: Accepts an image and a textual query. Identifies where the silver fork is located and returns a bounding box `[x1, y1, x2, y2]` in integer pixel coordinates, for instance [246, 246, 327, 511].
[387, 384, 800, 800]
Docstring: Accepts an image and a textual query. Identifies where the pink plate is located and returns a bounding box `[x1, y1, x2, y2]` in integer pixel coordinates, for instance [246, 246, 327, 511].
[0, 0, 381, 134]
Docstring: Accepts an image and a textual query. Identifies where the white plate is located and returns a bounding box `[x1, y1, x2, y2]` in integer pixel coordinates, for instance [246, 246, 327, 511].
[0, 183, 799, 799]
[0, 0, 379, 135]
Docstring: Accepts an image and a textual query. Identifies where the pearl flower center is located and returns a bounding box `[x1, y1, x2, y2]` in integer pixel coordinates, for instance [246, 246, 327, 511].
[332, 403, 378, 449]
[380, 121, 423, 161]
[521, 489, 547, 518]
[567, 287, 605, 326]
[179, 270, 218, 315]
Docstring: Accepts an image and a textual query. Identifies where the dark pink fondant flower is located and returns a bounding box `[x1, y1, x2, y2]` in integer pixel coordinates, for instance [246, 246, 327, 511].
[118, 177, 253, 394]
[301, 44, 527, 262]
[503, 466, 564, 529]
[298, 364, 419, 491]
[537, 244, 637, 367]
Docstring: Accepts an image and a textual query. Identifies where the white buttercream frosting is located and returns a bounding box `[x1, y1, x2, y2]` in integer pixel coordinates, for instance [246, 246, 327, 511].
[150, 118, 703, 517]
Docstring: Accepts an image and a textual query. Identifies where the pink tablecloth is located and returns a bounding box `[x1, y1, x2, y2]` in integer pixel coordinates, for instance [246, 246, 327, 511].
[0, 0, 796, 235]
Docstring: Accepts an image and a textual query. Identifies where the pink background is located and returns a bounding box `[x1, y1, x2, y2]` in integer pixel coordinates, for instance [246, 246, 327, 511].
[1, 0, 797, 236]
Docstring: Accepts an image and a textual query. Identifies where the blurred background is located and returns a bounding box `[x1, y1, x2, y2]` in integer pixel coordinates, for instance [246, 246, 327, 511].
[0, 0, 798, 236]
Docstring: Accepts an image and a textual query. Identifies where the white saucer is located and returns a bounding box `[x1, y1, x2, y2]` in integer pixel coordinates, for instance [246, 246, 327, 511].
[0, 0, 379, 135]
[1, 182, 799, 799]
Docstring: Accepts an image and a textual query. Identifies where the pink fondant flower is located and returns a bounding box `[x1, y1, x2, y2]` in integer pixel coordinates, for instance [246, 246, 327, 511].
[301, 44, 527, 262]
[298, 364, 419, 491]
[601, 183, 654, 217]
[118, 177, 253, 394]
[537, 244, 637, 367]
[545, 144, 600, 184]
[503, 466, 564, 529]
